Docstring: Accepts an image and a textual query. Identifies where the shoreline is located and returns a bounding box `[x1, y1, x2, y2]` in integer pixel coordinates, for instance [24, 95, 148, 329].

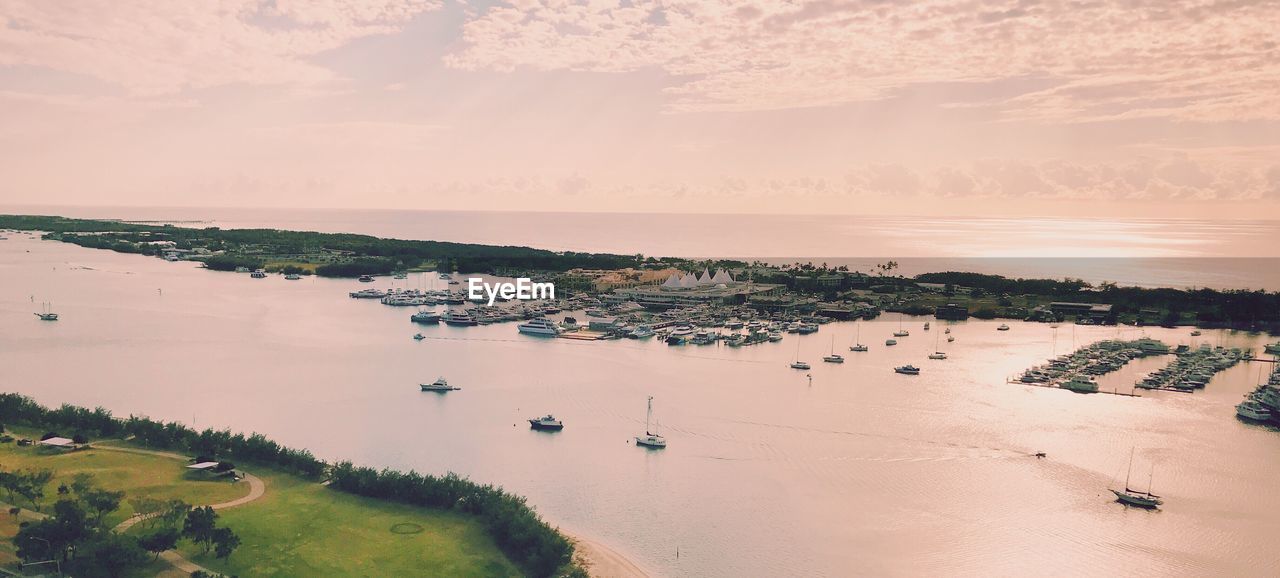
[565, 530, 651, 578]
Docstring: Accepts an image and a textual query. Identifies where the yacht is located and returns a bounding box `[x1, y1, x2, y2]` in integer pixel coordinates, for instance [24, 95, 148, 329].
[439, 273, 452, 280]
[946, 334, 956, 343]
[928, 352, 948, 360]
[443, 310, 478, 327]
[1190, 330, 1202, 337]
[250, 269, 267, 279]
[34, 302, 58, 321]
[666, 325, 695, 345]
[349, 288, 386, 299]
[790, 361, 811, 370]
[885, 339, 897, 346]
[892, 329, 910, 337]
[850, 344, 869, 352]
[358, 274, 374, 283]
[635, 396, 667, 448]
[413, 333, 425, 341]
[1265, 342, 1280, 355]
[823, 336, 844, 363]
[1111, 448, 1162, 509]
[1060, 375, 1099, 393]
[420, 377, 460, 392]
[997, 324, 1010, 331]
[944, 328, 951, 334]
[410, 310, 442, 324]
[850, 323, 868, 351]
[768, 331, 784, 342]
[528, 414, 564, 431]
[923, 322, 930, 331]
[631, 325, 656, 339]
[1236, 400, 1273, 422]
[393, 272, 408, 279]
[518, 317, 562, 336]
[894, 365, 920, 375]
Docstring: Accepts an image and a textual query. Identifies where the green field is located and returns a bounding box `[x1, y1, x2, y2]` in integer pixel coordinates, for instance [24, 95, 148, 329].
[170, 471, 521, 578]
[0, 433, 521, 577]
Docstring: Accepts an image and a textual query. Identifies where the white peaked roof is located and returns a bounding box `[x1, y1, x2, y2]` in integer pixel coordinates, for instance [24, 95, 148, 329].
[662, 274, 682, 288]
[711, 269, 735, 284]
[680, 273, 698, 288]
[696, 268, 714, 286]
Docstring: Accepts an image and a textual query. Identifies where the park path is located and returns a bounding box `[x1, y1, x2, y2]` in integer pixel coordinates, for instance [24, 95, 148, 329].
[90, 443, 267, 576]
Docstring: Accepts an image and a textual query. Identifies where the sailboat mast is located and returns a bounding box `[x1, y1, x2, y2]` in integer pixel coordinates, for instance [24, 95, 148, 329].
[1125, 447, 1135, 490]
[645, 396, 653, 434]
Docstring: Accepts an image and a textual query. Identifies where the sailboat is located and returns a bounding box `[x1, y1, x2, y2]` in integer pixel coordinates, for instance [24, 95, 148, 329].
[928, 330, 947, 360]
[1111, 448, 1162, 508]
[850, 322, 868, 352]
[823, 335, 844, 363]
[790, 336, 810, 369]
[892, 314, 910, 337]
[34, 302, 58, 321]
[635, 396, 667, 448]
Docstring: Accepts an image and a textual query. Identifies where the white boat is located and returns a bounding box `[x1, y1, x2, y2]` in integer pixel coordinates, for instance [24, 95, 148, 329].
[1265, 342, 1280, 355]
[635, 396, 667, 448]
[790, 338, 810, 369]
[420, 377, 460, 392]
[528, 414, 564, 431]
[850, 323, 868, 351]
[411, 310, 442, 324]
[284, 273, 301, 280]
[349, 288, 386, 299]
[413, 333, 425, 341]
[997, 324, 1010, 331]
[1190, 330, 1202, 337]
[393, 272, 408, 279]
[767, 331, 784, 342]
[885, 339, 897, 346]
[1060, 375, 1099, 393]
[944, 328, 951, 334]
[250, 269, 267, 279]
[1236, 400, 1273, 421]
[358, 274, 374, 283]
[923, 322, 930, 330]
[822, 336, 843, 363]
[894, 365, 920, 375]
[1111, 448, 1162, 509]
[443, 309, 478, 326]
[518, 317, 562, 336]
[631, 325, 655, 339]
[928, 352, 947, 360]
[892, 330, 910, 337]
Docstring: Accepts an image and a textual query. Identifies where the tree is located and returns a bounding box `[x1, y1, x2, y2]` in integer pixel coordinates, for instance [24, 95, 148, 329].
[212, 526, 241, 560]
[183, 506, 218, 553]
[71, 534, 147, 578]
[81, 487, 125, 528]
[138, 527, 179, 560]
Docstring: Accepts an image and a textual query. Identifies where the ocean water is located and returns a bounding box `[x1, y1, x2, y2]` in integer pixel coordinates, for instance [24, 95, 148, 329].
[2, 234, 1279, 577]
[5, 206, 1280, 290]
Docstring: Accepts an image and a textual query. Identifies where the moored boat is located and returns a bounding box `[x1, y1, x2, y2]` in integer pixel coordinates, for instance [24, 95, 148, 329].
[528, 414, 564, 431]
[420, 377, 460, 392]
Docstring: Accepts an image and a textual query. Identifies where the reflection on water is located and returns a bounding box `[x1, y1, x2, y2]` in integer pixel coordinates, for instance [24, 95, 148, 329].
[2, 235, 1280, 577]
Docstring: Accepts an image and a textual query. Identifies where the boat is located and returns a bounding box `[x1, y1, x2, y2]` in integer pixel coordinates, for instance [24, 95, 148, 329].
[1236, 400, 1273, 422]
[1110, 448, 1162, 509]
[358, 274, 374, 283]
[393, 272, 408, 280]
[634, 396, 667, 448]
[666, 325, 695, 345]
[34, 302, 58, 321]
[894, 365, 920, 375]
[1265, 342, 1280, 355]
[923, 322, 930, 331]
[997, 324, 1010, 331]
[885, 339, 897, 346]
[518, 317, 562, 336]
[928, 352, 947, 360]
[850, 323, 868, 352]
[349, 288, 386, 299]
[413, 333, 425, 341]
[767, 331, 784, 342]
[411, 310, 442, 324]
[443, 309, 478, 326]
[420, 377, 460, 392]
[528, 414, 564, 431]
[631, 325, 655, 339]
[947, 335, 955, 342]
[1060, 375, 1099, 393]
[1190, 330, 1202, 337]
[892, 330, 910, 337]
[439, 273, 452, 280]
[944, 328, 951, 334]
[250, 269, 267, 279]
[790, 338, 810, 369]
[822, 335, 844, 363]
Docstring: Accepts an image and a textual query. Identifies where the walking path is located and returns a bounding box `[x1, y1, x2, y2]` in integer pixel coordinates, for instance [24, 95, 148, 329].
[90, 442, 267, 576]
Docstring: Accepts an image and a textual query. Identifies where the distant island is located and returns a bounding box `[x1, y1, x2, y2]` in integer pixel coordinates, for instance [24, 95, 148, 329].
[3, 214, 1277, 331]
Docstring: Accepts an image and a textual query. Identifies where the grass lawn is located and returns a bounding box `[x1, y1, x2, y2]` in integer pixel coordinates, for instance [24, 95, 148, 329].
[173, 470, 522, 578]
[0, 432, 246, 528]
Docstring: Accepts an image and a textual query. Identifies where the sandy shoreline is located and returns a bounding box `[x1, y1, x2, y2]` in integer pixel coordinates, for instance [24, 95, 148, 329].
[566, 531, 651, 578]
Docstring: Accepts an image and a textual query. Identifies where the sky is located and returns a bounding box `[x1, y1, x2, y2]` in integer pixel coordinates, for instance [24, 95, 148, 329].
[1, 0, 1278, 218]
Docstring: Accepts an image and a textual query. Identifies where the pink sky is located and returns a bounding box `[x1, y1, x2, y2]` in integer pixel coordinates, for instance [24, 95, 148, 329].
[1, 0, 1278, 217]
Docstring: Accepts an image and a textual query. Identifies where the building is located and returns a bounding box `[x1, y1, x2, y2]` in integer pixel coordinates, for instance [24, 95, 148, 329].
[608, 268, 783, 309]
[1049, 302, 1113, 322]
[934, 303, 970, 320]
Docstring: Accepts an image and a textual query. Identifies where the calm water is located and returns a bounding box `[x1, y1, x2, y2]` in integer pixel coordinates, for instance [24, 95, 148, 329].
[6, 205, 1280, 290]
[3, 234, 1280, 577]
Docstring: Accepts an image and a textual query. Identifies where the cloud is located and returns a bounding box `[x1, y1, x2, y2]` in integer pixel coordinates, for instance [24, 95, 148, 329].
[446, 0, 1280, 120]
[0, 0, 442, 95]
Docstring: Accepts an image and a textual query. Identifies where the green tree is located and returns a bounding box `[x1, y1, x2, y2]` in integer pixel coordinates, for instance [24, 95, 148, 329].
[138, 527, 180, 560]
[212, 526, 241, 560]
[183, 506, 218, 553]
